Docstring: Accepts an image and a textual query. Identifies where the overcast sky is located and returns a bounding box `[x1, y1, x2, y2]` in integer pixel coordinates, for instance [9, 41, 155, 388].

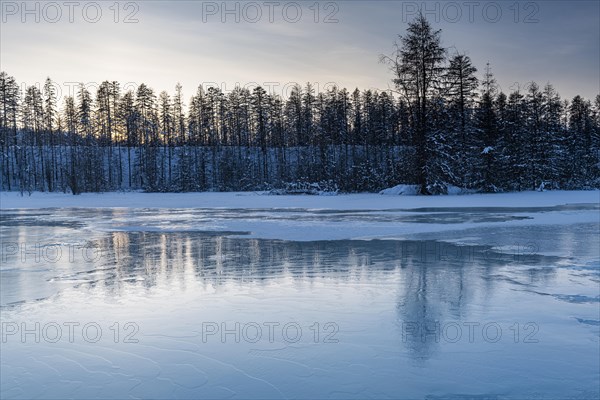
[1, 0, 598, 104]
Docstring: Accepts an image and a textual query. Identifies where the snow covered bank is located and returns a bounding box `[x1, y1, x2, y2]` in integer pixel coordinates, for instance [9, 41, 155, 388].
[378, 183, 475, 195]
[1, 190, 598, 210]
[379, 184, 420, 195]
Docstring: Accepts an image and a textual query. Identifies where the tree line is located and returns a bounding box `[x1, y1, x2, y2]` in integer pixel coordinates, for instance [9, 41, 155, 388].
[1, 15, 599, 195]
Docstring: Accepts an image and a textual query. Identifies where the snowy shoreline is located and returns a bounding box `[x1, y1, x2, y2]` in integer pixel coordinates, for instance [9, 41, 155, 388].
[1, 189, 598, 210]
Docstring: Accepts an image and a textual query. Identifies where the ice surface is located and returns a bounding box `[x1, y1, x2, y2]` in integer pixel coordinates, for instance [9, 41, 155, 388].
[1, 191, 599, 399]
[1, 189, 599, 210]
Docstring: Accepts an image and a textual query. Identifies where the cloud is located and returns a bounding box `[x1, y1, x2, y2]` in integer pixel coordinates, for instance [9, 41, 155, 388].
[1, 1, 597, 103]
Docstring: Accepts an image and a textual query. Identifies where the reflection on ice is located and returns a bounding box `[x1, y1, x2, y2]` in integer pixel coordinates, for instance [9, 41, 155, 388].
[0, 208, 599, 399]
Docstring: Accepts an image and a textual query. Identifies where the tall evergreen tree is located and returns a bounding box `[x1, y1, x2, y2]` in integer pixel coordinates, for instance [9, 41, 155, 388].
[445, 54, 478, 188]
[475, 63, 500, 191]
[0, 72, 20, 190]
[381, 13, 446, 194]
[567, 96, 595, 187]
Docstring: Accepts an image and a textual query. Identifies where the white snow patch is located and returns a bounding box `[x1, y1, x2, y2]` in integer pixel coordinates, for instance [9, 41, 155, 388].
[446, 185, 464, 195]
[379, 184, 420, 196]
[1, 190, 599, 210]
[380, 184, 475, 196]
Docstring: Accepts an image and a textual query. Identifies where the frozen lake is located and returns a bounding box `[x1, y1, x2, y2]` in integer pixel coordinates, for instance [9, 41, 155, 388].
[1, 192, 599, 399]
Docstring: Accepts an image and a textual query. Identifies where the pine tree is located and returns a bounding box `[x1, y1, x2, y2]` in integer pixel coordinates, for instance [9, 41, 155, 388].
[251, 86, 268, 181]
[475, 63, 500, 191]
[22, 85, 45, 192]
[63, 96, 80, 194]
[567, 96, 595, 187]
[0, 72, 20, 190]
[381, 13, 446, 194]
[159, 90, 174, 187]
[444, 54, 478, 188]
[425, 95, 457, 194]
[173, 83, 186, 146]
[118, 90, 137, 188]
[523, 82, 545, 190]
[540, 83, 564, 189]
[135, 83, 159, 190]
[503, 89, 527, 190]
[42, 78, 58, 191]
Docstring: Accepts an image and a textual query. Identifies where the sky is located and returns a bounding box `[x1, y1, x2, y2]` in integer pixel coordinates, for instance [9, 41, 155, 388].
[1, 0, 598, 105]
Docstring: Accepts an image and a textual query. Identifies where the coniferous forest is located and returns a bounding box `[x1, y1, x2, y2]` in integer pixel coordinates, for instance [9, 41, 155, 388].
[1, 16, 599, 195]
